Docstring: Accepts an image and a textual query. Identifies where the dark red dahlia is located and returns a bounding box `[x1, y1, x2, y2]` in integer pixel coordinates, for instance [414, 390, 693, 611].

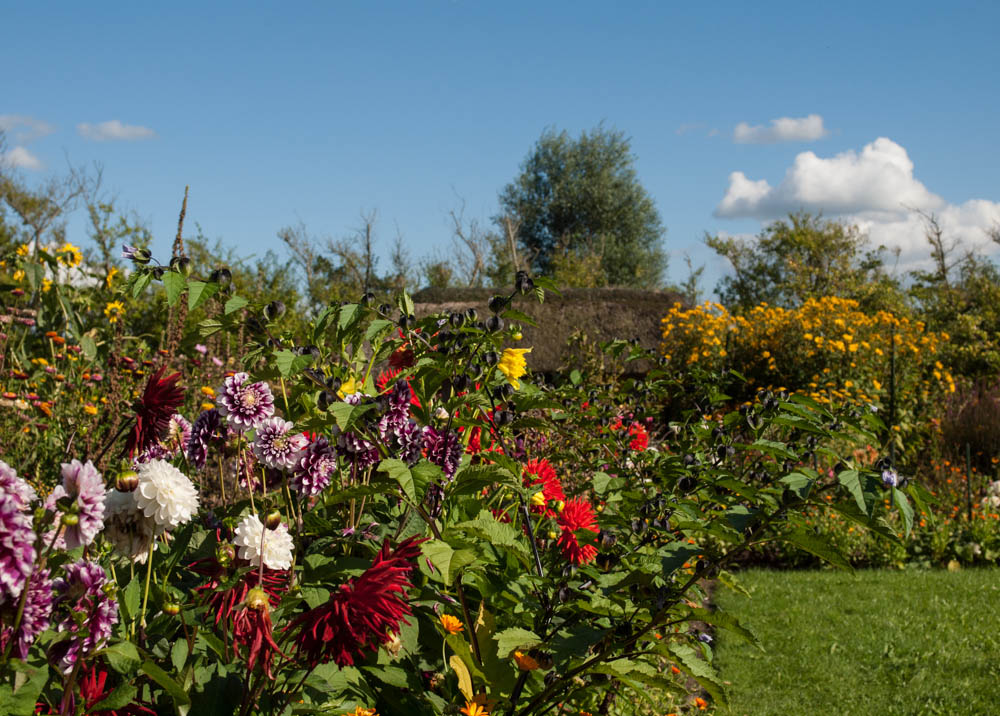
[556, 499, 599, 566]
[286, 536, 423, 667]
[124, 365, 185, 458]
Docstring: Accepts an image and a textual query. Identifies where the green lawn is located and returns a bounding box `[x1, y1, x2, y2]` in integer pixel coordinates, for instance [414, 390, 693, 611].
[712, 568, 1000, 716]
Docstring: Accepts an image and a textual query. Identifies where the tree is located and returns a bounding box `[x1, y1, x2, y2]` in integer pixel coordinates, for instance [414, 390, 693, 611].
[705, 211, 903, 312]
[497, 125, 667, 288]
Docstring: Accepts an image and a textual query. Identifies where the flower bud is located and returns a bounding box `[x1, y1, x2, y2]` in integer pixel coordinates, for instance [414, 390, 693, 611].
[116, 470, 139, 493]
[547, 530, 558, 540]
[245, 587, 270, 612]
[530, 491, 546, 508]
[264, 301, 286, 321]
[169, 256, 192, 276]
[265, 510, 282, 530]
[61, 513, 79, 527]
[163, 602, 181, 616]
[383, 630, 403, 657]
[434, 406, 450, 420]
[131, 248, 152, 265]
[209, 267, 233, 288]
[216, 542, 236, 567]
[486, 316, 504, 333]
[464, 308, 477, 322]
[449, 312, 465, 328]
[488, 295, 507, 314]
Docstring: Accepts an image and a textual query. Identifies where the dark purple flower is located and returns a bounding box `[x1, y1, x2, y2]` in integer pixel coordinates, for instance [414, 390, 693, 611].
[0, 486, 36, 606]
[291, 437, 338, 496]
[125, 365, 185, 458]
[424, 427, 461, 479]
[51, 561, 118, 674]
[0, 567, 52, 659]
[43, 460, 105, 550]
[121, 244, 138, 260]
[187, 409, 228, 468]
[253, 417, 308, 470]
[0, 460, 36, 509]
[217, 373, 275, 432]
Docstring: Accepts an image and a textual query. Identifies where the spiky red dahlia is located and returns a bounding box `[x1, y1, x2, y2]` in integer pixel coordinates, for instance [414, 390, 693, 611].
[286, 536, 423, 667]
[523, 458, 565, 517]
[124, 365, 185, 458]
[556, 499, 599, 566]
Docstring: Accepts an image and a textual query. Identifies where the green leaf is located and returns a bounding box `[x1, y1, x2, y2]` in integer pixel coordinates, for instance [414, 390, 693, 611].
[838, 469, 874, 518]
[749, 439, 797, 460]
[397, 290, 414, 319]
[141, 660, 191, 707]
[420, 540, 476, 584]
[338, 303, 361, 330]
[197, 318, 224, 339]
[79, 334, 97, 362]
[451, 464, 519, 497]
[667, 643, 728, 706]
[224, 295, 249, 315]
[187, 280, 220, 311]
[0, 661, 48, 714]
[120, 576, 141, 623]
[328, 401, 372, 431]
[131, 271, 152, 298]
[100, 641, 142, 674]
[494, 627, 542, 659]
[90, 683, 138, 713]
[275, 349, 314, 378]
[592, 471, 612, 496]
[365, 318, 394, 343]
[452, 510, 528, 555]
[171, 639, 189, 673]
[780, 472, 814, 500]
[783, 526, 852, 570]
[163, 271, 186, 307]
[893, 486, 914, 537]
[379, 458, 415, 502]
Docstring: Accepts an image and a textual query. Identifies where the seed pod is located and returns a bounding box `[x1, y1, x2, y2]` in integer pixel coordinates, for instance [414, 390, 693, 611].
[449, 311, 465, 328]
[486, 315, 504, 333]
[265, 511, 282, 530]
[488, 295, 507, 314]
[169, 256, 192, 277]
[210, 267, 232, 287]
[515, 271, 534, 295]
[464, 307, 478, 322]
[116, 470, 139, 493]
[264, 301, 286, 321]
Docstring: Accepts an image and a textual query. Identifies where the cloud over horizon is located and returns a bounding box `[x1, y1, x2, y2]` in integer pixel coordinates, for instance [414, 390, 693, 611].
[714, 137, 1000, 261]
[733, 114, 829, 144]
[77, 120, 156, 141]
[1, 146, 43, 170]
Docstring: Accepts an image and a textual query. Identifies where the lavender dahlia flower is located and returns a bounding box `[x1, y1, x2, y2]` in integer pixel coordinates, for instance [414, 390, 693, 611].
[51, 561, 118, 674]
[252, 417, 308, 470]
[0, 567, 52, 660]
[217, 372, 275, 432]
[44, 460, 105, 550]
[0, 485, 36, 606]
[0, 460, 37, 509]
[291, 437, 338, 496]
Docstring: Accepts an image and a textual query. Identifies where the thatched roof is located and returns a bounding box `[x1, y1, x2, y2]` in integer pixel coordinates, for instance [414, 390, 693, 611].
[413, 287, 683, 374]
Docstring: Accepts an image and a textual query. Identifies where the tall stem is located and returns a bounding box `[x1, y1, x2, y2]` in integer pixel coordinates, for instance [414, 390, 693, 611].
[139, 539, 156, 629]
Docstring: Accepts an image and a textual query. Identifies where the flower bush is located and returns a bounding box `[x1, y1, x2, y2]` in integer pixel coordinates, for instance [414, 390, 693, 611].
[0, 247, 922, 715]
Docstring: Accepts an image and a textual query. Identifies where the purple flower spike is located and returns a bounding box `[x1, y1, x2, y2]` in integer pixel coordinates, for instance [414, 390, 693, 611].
[217, 372, 275, 432]
[424, 427, 461, 479]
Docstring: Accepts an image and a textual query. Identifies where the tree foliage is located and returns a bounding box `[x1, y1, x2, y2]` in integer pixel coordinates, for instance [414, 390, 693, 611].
[498, 126, 667, 288]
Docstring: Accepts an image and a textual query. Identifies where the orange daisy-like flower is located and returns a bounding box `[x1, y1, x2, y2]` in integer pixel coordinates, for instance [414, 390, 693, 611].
[343, 708, 377, 716]
[440, 614, 464, 634]
[694, 696, 708, 710]
[512, 650, 540, 671]
[460, 701, 488, 716]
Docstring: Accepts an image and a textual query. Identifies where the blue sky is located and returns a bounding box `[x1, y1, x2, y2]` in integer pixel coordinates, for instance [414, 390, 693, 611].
[3, 1, 999, 293]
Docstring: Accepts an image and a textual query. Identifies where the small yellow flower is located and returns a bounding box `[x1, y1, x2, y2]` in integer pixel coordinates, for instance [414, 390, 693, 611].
[200, 386, 216, 398]
[41, 278, 52, 293]
[106, 266, 119, 288]
[15, 243, 30, 257]
[104, 301, 125, 324]
[530, 491, 546, 507]
[83, 403, 98, 415]
[440, 614, 464, 634]
[56, 242, 83, 268]
[201, 401, 215, 411]
[337, 376, 358, 400]
[12, 269, 25, 282]
[461, 701, 489, 716]
[497, 348, 531, 390]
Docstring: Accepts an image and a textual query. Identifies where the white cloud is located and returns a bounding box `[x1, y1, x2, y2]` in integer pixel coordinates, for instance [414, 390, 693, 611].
[714, 136, 1000, 263]
[733, 114, 829, 144]
[1, 146, 43, 170]
[0, 114, 56, 143]
[77, 120, 156, 142]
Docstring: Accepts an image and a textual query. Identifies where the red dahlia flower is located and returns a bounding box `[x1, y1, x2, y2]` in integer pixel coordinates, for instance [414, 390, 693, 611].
[523, 459, 566, 517]
[124, 365, 185, 458]
[556, 499, 599, 566]
[286, 536, 423, 667]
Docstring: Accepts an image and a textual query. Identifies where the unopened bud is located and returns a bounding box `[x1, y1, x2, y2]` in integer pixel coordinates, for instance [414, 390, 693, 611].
[163, 602, 181, 616]
[264, 301, 286, 321]
[216, 542, 236, 567]
[530, 491, 546, 508]
[169, 256, 192, 277]
[265, 510, 282, 530]
[383, 630, 403, 657]
[116, 470, 139, 493]
[245, 587, 270, 612]
[61, 513, 79, 527]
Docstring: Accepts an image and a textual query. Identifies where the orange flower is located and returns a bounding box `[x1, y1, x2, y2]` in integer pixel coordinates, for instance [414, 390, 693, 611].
[440, 614, 464, 634]
[670, 664, 681, 675]
[460, 700, 488, 716]
[343, 708, 377, 716]
[694, 696, 708, 710]
[513, 650, 540, 671]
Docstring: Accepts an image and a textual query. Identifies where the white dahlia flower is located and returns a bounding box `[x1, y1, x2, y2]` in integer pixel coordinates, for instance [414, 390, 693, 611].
[103, 489, 155, 563]
[134, 459, 199, 530]
[233, 514, 294, 570]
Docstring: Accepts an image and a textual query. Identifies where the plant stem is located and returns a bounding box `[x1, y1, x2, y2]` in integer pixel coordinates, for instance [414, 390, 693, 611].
[139, 539, 156, 629]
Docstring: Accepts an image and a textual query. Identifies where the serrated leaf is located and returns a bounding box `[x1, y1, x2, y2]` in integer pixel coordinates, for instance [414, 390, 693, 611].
[667, 643, 728, 706]
[131, 271, 152, 298]
[687, 607, 762, 650]
[838, 469, 873, 518]
[224, 295, 248, 315]
[163, 271, 186, 307]
[0, 661, 48, 714]
[328, 401, 372, 432]
[101, 641, 142, 674]
[187, 280, 220, 311]
[379, 458, 415, 502]
[365, 318, 394, 343]
[171, 639, 189, 673]
[749, 439, 797, 460]
[275, 349, 313, 378]
[197, 319, 224, 338]
[451, 464, 519, 497]
[452, 510, 528, 555]
[494, 627, 542, 659]
[784, 526, 852, 570]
